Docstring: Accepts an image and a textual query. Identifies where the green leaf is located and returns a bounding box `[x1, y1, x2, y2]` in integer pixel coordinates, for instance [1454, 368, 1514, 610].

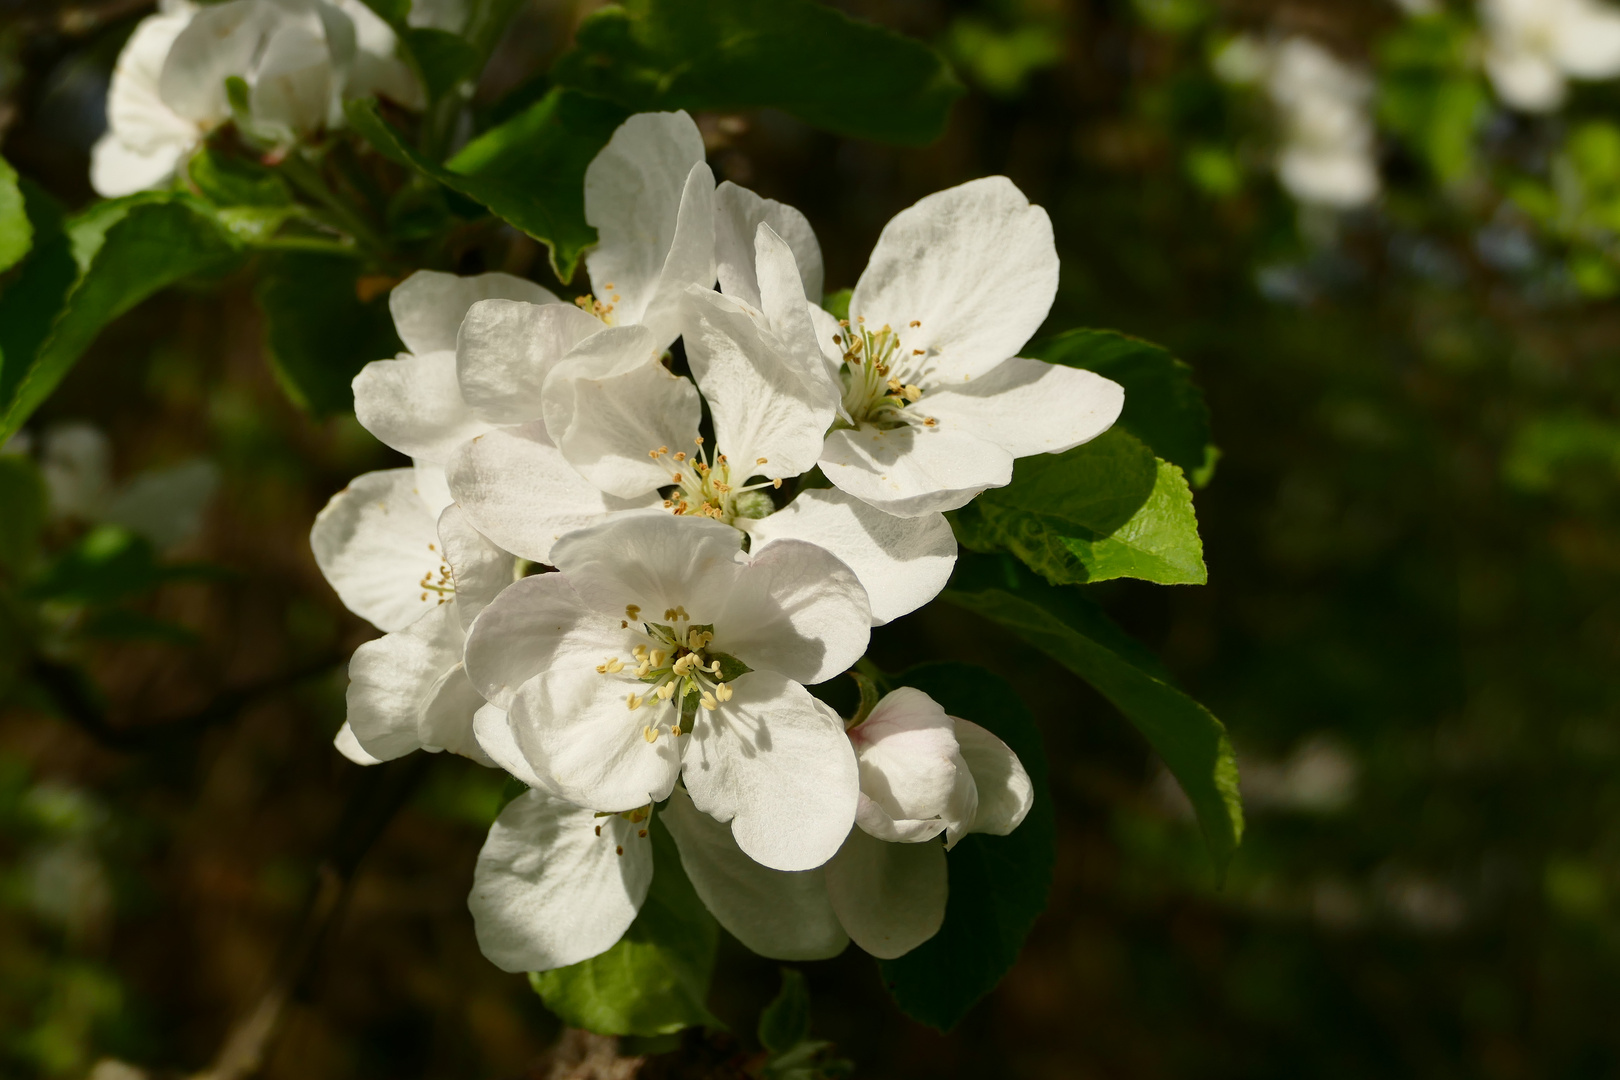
[0, 182, 75, 413]
[530, 816, 719, 1036]
[1376, 13, 1486, 183]
[876, 662, 1055, 1031]
[0, 155, 31, 274]
[0, 193, 242, 443]
[347, 90, 630, 280]
[405, 27, 480, 100]
[186, 145, 293, 208]
[821, 288, 851, 321]
[0, 454, 47, 576]
[357, 0, 410, 24]
[757, 968, 811, 1055]
[954, 428, 1207, 586]
[942, 554, 1243, 874]
[25, 525, 227, 605]
[255, 251, 403, 415]
[1026, 328, 1216, 485]
[552, 0, 964, 146]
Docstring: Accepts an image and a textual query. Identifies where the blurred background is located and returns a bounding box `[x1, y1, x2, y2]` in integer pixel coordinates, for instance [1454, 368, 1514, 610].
[4, 0, 1620, 1076]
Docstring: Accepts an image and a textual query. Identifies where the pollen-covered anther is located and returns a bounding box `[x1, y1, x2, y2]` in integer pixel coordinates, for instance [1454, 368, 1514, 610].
[909, 319, 921, 327]
[700, 692, 717, 711]
[625, 604, 640, 621]
[755, 457, 767, 465]
[656, 682, 676, 701]
[673, 451, 687, 462]
[596, 657, 624, 674]
[715, 682, 733, 702]
[923, 417, 938, 427]
[626, 692, 644, 711]
[643, 725, 658, 743]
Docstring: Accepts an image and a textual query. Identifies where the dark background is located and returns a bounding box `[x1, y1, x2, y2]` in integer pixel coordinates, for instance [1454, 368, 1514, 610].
[3, 0, 1619, 1076]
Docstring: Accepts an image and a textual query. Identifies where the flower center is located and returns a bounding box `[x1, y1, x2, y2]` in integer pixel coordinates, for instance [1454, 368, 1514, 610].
[574, 281, 622, 324]
[832, 317, 937, 430]
[595, 604, 747, 743]
[418, 542, 454, 605]
[593, 804, 652, 857]
[649, 436, 780, 526]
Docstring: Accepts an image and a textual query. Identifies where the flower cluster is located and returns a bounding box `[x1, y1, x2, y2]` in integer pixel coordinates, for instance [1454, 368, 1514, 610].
[311, 111, 1122, 969]
[94, 0, 424, 197]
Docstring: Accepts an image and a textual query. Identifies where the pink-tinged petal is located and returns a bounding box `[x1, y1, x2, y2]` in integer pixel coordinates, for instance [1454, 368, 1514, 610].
[824, 828, 947, 959]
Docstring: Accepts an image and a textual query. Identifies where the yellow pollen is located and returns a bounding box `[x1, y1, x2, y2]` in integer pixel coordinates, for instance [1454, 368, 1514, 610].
[755, 456, 768, 465]
[596, 657, 624, 674]
[625, 604, 640, 621]
[694, 435, 705, 445]
[903, 384, 923, 402]
[912, 348, 925, 355]
[923, 417, 938, 427]
[643, 725, 658, 743]
[671, 472, 682, 483]
[603, 281, 616, 289]
[772, 479, 783, 489]
[909, 319, 921, 327]
[633, 645, 647, 658]
[673, 451, 687, 462]
[856, 315, 866, 323]
[700, 692, 717, 711]
[715, 682, 733, 701]
[626, 692, 643, 711]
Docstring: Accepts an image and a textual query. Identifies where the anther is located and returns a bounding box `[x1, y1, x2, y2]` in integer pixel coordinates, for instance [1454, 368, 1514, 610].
[909, 319, 921, 327]
[715, 683, 733, 702]
[625, 604, 640, 621]
[638, 829, 648, 838]
[700, 692, 717, 711]
[923, 417, 938, 427]
[772, 478, 783, 488]
[755, 457, 768, 465]
[627, 693, 643, 711]
[595, 825, 602, 836]
[603, 281, 616, 289]
[674, 451, 687, 462]
[643, 725, 658, 743]
[615, 846, 624, 856]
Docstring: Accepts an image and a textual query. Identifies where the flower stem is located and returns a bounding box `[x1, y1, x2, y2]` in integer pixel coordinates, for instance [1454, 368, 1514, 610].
[278, 151, 390, 257]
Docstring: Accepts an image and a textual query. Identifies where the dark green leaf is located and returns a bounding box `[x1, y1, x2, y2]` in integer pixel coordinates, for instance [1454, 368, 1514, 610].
[877, 662, 1055, 1031]
[0, 155, 31, 274]
[552, 0, 964, 146]
[757, 968, 811, 1055]
[1376, 13, 1486, 183]
[25, 525, 227, 604]
[255, 251, 403, 415]
[942, 554, 1243, 874]
[954, 428, 1207, 586]
[405, 27, 480, 100]
[0, 193, 242, 442]
[186, 145, 293, 208]
[357, 0, 410, 24]
[0, 454, 47, 576]
[0, 182, 75, 413]
[79, 608, 201, 646]
[530, 816, 719, 1036]
[348, 91, 629, 280]
[1026, 328, 1216, 485]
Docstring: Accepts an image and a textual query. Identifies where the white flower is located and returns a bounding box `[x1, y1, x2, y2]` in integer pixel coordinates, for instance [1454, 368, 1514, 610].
[461, 512, 867, 871]
[1266, 38, 1381, 209]
[696, 177, 1123, 519]
[311, 465, 513, 764]
[662, 687, 1034, 960]
[448, 119, 956, 623]
[91, 0, 419, 197]
[1481, 0, 1620, 112]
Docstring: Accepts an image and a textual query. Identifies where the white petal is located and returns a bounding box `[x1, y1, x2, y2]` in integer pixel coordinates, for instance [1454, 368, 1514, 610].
[638, 162, 717, 351]
[1554, 2, 1620, 77]
[824, 828, 947, 959]
[390, 271, 560, 358]
[742, 488, 955, 626]
[584, 111, 709, 339]
[681, 286, 833, 479]
[1485, 47, 1566, 111]
[334, 720, 383, 765]
[469, 788, 652, 972]
[436, 504, 514, 630]
[713, 180, 824, 309]
[922, 357, 1124, 460]
[473, 703, 552, 791]
[510, 666, 683, 812]
[680, 671, 858, 872]
[91, 134, 189, 198]
[1277, 148, 1380, 209]
[412, 460, 454, 515]
[821, 424, 1013, 518]
[310, 468, 446, 633]
[102, 8, 198, 156]
[955, 719, 1034, 839]
[851, 176, 1058, 380]
[753, 225, 832, 396]
[662, 787, 847, 960]
[248, 22, 335, 137]
[419, 663, 496, 765]
[352, 350, 490, 465]
[345, 601, 463, 761]
[456, 299, 603, 425]
[542, 326, 701, 498]
[159, 0, 271, 126]
[461, 572, 621, 710]
[445, 424, 660, 565]
[548, 512, 747, 629]
[849, 687, 976, 844]
[710, 539, 871, 686]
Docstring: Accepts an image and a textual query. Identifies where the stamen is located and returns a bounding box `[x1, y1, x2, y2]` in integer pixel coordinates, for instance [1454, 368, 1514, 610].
[627, 692, 643, 711]
[909, 319, 921, 327]
[625, 604, 640, 621]
[596, 657, 624, 674]
[700, 692, 717, 711]
[643, 725, 658, 743]
[715, 682, 733, 701]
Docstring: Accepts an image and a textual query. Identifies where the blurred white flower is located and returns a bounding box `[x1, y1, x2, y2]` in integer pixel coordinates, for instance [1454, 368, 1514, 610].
[1480, 0, 1620, 112]
[1266, 38, 1381, 209]
[92, 0, 421, 197]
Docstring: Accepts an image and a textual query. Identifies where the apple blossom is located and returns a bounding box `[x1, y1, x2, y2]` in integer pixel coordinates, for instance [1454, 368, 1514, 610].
[693, 177, 1124, 519]
[1481, 0, 1620, 113]
[91, 0, 420, 197]
[1264, 38, 1381, 209]
[310, 465, 513, 764]
[461, 512, 866, 871]
[663, 686, 1033, 960]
